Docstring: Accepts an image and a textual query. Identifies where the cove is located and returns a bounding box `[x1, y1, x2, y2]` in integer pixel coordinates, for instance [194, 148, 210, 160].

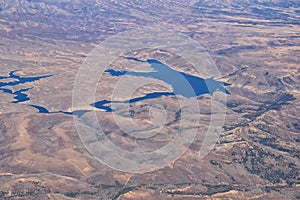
[0, 70, 91, 117]
[29, 104, 89, 117]
[0, 70, 52, 103]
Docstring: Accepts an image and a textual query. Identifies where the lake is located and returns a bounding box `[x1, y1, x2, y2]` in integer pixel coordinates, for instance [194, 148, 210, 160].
[92, 58, 229, 112]
[0, 70, 52, 103]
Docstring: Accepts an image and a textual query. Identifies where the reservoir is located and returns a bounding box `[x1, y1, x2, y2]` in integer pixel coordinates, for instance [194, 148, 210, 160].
[0, 70, 52, 103]
[92, 58, 229, 112]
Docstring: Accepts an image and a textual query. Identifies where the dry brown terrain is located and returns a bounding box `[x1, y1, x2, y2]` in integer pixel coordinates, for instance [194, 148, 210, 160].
[0, 0, 299, 199]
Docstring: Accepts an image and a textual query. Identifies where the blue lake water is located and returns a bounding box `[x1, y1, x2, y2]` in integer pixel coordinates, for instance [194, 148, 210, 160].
[0, 70, 90, 116]
[29, 105, 50, 113]
[0, 70, 52, 103]
[92, 92, 174, 112]
[29, 104, 88, 117]
[92, 58, 229, 112]
[0, 70, 91, 116]
[1, 60, 229, 116]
